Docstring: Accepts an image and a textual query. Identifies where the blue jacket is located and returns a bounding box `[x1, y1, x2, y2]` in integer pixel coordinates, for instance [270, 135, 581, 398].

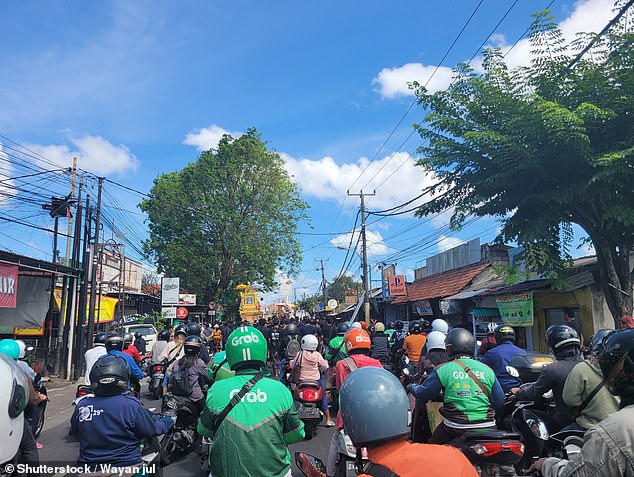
[108, 349, 145, 380]
[479, 341, 526, 392]
[71, 394, 172, 466]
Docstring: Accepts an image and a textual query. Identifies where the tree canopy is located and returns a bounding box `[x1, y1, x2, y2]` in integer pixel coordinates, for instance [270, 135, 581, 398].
[140, 129, 308, 304]
[412, 9, 634, 325]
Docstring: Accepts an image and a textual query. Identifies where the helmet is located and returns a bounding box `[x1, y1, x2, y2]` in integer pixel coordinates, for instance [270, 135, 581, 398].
[208, 351, 235, 382]
[487, 322, 498, 334]
[589, 329, 613, 357]
[425, 331, 446, 351]
[546, 324, 580, 351]
[188, 323, 202, 337]
[374, 322, 385, 333]
[598, 328, 634, 397]
[105, 334, 124, 352]
[174, 324, 189, 338]
[494, 325, 516, 343]
[410, 322, 422, 334]
[431, 319, 448, 334]
[445, 328, 475, 358]
[225, 326, 267, 370]
[394, 321, 404, 331]
[134, 332, 142, 340]
[339, 367, 409, 447]
[336, 322, 350, 335]
[0, 339, 20, 360]
[0, 353, 29, 464]
[158, 329, 170, 341]
[15, 340, 26, 359]
[360, 321, 367, 330]
[350, 322, 362, 330]
[301, 334, 319, 351]
[285, 323, 299, 336]
[94, 332, 108, 346]
[214, 324, 220, 329]
[89, 355, 130, 397]
[184, 335, 204, 356]
[344, 328, 371, 353]
[123, 333, 134, 345]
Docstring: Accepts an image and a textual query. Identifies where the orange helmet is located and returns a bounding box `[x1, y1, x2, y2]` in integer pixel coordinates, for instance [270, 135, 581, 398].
[344, 328, 371, 353]
[360, 321, 367, 330]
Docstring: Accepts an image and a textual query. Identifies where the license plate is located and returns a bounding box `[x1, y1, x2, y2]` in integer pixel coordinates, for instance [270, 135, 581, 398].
[300, 407, 321, 419]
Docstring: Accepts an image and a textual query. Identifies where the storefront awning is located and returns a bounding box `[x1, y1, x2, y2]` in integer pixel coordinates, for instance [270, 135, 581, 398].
[471, 307, 501, 318]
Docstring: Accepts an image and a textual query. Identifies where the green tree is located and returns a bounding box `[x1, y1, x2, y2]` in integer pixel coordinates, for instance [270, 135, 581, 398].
[140, 128, 309, 304]
[412, 10, 634, 326]
[297, 294, 319, 314]
[328, 275, 360, 305]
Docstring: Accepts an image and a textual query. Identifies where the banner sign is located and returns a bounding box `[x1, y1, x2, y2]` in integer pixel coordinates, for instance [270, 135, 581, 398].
[412, 300, 433, 316]
[388, 275, 406, 296]
[179, 294, 196, 306]
[53, 289, 119, 324]
[345, 295, 357, 305]
[0, 263, 18, 308]
[161, 277, 180, 305]
[0, 275, 50, 333]
[162, 307, 177, 320]
[382, 265, 395, 298]
[496, 292, 534, 327]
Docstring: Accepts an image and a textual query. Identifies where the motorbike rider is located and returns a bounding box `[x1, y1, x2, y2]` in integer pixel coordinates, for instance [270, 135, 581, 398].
[289, 334, 334, 427]
[408, 328, 505, 444]
[299, 316, 320, 337]
[104, 334, 145, 385]
[186, 322, 211, 364]
[339, 366, 479, 477]
[478, 322, 498, 356]
[370, 322, 390, 364]
[122, 332, 141, 363]
[324, 322, 350, 365]
[479, 325, 526, 393]
[431, 319, 449, 335]
[326, 328, 383, 477]
[133, 332, 147, 355]
[279, 322, 303, 379]
[165, 335, 210, 414]
[151, 329, 170, 363]
[560, 328, 620, 432]
[211, 324, 223, 353]
[159, 324, 188, 362]
[418, 330, 449, 376]
[400, 321, 427, 367]
[198, 326, 304, 477]
[0, 353, 30, 466]
[71, 354, 174, 470]
[512, 324, 584, 434]
[532, 328, 634, 477]
[84, 332, 108, 385]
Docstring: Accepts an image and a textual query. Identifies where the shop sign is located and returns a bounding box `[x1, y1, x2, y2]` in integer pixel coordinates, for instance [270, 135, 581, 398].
[161, 277, 180, 305]
[179, 293, 196, 306]
[388, 275, 406, 296]
[412, 300, 433, 316]
[162, 307, 177, 320]
[345, 295, 357, 305]
[496, 292, 534, 327]
[0, 263, 18, 308]
[382, 265, 395, 298]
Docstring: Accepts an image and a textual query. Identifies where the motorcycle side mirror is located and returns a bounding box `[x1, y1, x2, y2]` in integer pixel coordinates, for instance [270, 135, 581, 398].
[295, 452, 326, 477]
[26, 346, 34, 352]
[506, 366, 520, 378]
[403, 356, 410, 364]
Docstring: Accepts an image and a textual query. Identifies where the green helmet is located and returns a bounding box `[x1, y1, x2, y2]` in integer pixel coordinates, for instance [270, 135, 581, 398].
[0, 339, 20, 360]
[208, 351, 235, 382]
[225, 326, 267, 370]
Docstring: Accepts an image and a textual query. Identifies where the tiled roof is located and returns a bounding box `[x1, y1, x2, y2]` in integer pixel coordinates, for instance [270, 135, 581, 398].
[479, 278, 551, 296]
[392, 262, 492, 304]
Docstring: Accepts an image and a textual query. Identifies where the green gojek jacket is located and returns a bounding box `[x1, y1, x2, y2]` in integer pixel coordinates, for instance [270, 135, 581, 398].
[198, 369, 305, 477]
[325, 336, 347, 364]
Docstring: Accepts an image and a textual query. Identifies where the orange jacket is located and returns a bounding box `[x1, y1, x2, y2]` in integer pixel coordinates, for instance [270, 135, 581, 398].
[357, 439, 478, 477]
[402, 334, 427, 362]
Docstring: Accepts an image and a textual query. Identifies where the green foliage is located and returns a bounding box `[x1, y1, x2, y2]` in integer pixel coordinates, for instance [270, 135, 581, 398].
[327, 275, 361, 305]
[140, 129, 309, 304]
[412, 9, 634, 323]
[297, 294, 319, 313]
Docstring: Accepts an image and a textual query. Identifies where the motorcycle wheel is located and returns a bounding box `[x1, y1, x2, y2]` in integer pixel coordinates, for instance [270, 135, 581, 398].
[303, 421, 315, 440]
[33, 401, 47, 438]
[160, 429, 178, 466]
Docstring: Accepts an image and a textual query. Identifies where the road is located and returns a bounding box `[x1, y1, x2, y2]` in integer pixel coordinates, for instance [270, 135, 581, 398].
[37, 378, 333, 476]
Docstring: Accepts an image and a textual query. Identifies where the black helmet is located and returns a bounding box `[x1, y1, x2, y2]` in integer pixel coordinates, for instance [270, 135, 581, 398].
[123, 333, 134, 345]
[598, 328, 634, 397]
[410, 322, 422, 334]
[589, 329, 613, 357]
[445, 328, 475, 358]
[89, 355, 129, 396]
[394, 321, 403, 330]
[339, 367, 410, 447]
[184, 335, 204, 356]
[336, 322, 350, 335]
[158, 329, 170, 341]
[494, 325, 516, 343]
[285, 323, 299, 336]
[187, 323, 202, 337]
[105, 334, 124, 352]
[134, 332, 142, 339]
[174, 324, 189, 338]
[546, 324, 580, 351]
[94, 332, 108, 346]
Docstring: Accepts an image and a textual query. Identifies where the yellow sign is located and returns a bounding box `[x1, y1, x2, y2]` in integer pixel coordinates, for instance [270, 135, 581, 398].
[14, 325, 45, 336]
[53, 288, 119, 324]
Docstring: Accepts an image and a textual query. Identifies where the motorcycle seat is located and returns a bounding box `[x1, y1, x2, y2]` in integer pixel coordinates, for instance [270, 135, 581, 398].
[462, 429, 521, 441]
[297, 380, 322, 388]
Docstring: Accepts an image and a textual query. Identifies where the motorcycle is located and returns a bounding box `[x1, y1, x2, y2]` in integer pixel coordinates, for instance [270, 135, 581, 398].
[139, 353, 152, 374]
[333, 428, 369, 477]
[30, 372, 48, 438]
[452, 428, 524, 477]
[160, 394, 200, 465]
[148, 361, 167, 400]
[293, 380, 324, 440]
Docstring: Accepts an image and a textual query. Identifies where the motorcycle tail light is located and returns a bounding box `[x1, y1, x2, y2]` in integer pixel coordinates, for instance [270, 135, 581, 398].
[299, 389, 317, 401]
[154, 365, 163, 372]
[471, 442, 524, 457]
[361, 448, 368, 459]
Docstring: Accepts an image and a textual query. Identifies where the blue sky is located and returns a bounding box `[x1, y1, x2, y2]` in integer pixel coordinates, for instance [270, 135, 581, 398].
[0, 0, 612, 304]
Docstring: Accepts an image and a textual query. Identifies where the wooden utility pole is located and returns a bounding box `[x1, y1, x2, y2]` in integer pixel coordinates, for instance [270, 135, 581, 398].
[315, 258, 329, 304]
[86, 177, 103, 349]
[347, 190, 375, 327]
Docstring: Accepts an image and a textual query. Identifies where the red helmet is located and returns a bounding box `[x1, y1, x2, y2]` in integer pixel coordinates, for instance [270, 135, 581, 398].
[344, 328, 371, 353]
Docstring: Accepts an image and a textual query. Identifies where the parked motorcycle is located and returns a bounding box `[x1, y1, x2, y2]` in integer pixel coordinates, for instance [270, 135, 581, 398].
[293, 380, 324, 440]
[160, 394, 200, 465]
[148, 361, 167, 400]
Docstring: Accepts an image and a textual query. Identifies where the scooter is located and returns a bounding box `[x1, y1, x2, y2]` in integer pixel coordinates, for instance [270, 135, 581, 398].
[30, 372, 48, 438]
[148, 361, 166, 400]
[452, 428, 525, 477]
[293, 380, 324, 440]
[334, 428, 369, 477]
[160, 394, 200, 465]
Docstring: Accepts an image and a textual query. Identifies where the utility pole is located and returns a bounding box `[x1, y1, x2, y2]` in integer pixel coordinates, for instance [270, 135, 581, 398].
[74, 194, 91, 380]
[64, 180, 82, 378]
[315, 258, 329, 304]
[347, 189, 375, 327]
[87, 177, 103, 349]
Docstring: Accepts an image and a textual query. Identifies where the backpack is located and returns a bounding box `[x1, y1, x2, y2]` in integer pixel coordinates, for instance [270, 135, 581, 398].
[270, 329, 281, 344]
[286, 335, 301, 360]
[172, 361, 193, 397]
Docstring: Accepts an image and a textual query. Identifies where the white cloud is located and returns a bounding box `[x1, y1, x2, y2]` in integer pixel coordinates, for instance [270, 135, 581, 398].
[330, 229, 393, 258]
[26, 134, 139, 176]
[372, 63, 454, 98]
[0, 144, 16, 206]
[183, 124, 244, 151]
[437, 235, 465, 252]
[374, 0, 617, 98]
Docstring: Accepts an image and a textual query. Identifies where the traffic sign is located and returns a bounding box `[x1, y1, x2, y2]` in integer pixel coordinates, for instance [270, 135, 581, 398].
[176, 307, 189, 319]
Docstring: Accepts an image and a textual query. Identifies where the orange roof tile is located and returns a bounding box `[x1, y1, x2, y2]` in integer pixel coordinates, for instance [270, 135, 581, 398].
[392, 262, 491, 304]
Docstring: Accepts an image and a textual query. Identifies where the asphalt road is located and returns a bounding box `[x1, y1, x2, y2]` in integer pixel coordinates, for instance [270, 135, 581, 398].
[37, 378, 334, 476]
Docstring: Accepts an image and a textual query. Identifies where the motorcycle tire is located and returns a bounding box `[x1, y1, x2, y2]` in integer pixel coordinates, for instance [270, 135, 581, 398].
[32, 401, 46, 438]
[303, 421, 315, 440]
[160, 429, 178, 466]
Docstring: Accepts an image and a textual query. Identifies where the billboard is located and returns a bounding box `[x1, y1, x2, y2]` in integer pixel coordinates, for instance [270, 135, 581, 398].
[161, 277, 180, 305]
[388, 275, 406, 296]
[0, 263, 18, 308]
[382, 264, 395, 298]
[179, 294, 196, 306]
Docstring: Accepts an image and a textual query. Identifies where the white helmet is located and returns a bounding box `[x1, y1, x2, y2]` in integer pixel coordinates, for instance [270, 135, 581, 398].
[487, 322, 498, 334]
[425, 331, 446, 351]
[350, 322, 362, 329]
[431, 319, 449, 335]
[301, 334, 319, 351]
[15, 340, 26, 359]
[0, 353, 28, 464]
